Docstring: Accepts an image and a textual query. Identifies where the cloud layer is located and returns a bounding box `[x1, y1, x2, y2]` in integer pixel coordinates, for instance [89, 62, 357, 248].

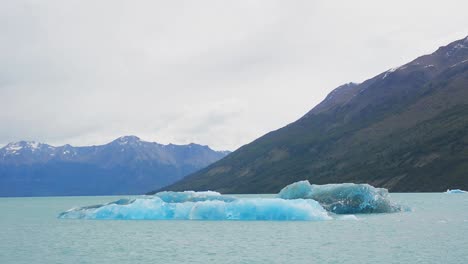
[1, 0, 467, 150]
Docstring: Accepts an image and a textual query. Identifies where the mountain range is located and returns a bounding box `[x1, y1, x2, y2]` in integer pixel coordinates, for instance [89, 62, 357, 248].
[0, 136, 229, 196]
[159, 36, 468, 193]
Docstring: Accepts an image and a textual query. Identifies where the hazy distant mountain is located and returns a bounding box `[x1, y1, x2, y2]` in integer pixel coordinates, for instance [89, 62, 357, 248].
[0, 136, 229, 196]
[159, 36, 468, 193]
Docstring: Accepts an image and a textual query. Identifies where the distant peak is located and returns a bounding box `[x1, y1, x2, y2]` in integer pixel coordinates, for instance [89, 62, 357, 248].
[1, 140, 49, 155]
[120, 135, 140, 140]
[3, 142, 24, 151]
[115, 135, 141, 142]
[5, 140, 41, 148]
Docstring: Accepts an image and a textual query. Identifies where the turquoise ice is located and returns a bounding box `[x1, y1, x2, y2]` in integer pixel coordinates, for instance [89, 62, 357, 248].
[445, 189, 467, 194]
[59, 181, 404, 220]
[58, 196, 331, 221]
[154, 190, 236, 203]
[278, 180, 402, 214]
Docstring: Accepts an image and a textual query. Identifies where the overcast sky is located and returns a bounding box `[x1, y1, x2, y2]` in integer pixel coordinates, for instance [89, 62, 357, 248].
[1, 0, 467, 150]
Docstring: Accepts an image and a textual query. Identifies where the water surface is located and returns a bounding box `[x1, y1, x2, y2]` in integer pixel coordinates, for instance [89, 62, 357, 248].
[1, 193, 467, 264]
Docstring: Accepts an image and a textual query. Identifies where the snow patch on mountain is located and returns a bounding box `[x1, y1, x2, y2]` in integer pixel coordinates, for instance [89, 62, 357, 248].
[450, 59, 468, 68]
[382, 67, 398, 79]
[5, 143, 23, 153]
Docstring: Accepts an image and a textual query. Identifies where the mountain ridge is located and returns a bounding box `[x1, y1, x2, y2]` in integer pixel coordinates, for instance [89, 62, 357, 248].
[157, 36, 468, 194]
[0, 136, 230, 196]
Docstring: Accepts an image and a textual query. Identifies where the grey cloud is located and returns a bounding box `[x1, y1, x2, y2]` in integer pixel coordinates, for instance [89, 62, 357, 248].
[0, 0, 467, 150]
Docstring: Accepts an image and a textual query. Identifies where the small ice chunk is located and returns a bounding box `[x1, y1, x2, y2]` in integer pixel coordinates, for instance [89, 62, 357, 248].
[445, 189, 467, 194]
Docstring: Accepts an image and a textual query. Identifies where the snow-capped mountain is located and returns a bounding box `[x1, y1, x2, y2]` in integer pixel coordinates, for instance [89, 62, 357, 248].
[0, 136, 230, 196]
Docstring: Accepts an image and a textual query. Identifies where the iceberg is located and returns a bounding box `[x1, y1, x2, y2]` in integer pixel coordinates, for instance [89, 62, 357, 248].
[278, 180, 401, 214]
[445, 189, 467, 194]
[59, 181, 405, 220]
[59, 196, 331, 221]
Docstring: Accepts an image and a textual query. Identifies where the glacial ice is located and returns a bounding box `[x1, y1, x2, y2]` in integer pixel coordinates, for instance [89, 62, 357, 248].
[445, 189, 467, 194]
[154, 191, 236, 203]
[59, 181, 404, 220]
[58, 196, 331, 221]
[278, 180, 402, 214]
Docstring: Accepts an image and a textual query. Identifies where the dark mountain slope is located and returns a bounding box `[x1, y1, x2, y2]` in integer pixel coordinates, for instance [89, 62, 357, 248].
[0, 136, 229, 196]
[159, 36, 468, 193]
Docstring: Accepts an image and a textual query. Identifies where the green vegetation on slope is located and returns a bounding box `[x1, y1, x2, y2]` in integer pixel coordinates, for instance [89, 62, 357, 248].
[153, 36, 468, 194]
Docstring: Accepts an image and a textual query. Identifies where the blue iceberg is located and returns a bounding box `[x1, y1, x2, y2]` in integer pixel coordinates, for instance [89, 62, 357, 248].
[445, 189, 467, 194]
[59, 181, 405, 220]
[278, 180, 402, 214]
[58, 196, 331, 221]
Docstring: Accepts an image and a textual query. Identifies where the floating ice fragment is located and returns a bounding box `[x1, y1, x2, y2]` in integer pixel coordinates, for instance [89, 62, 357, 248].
[277, 180, 402, 214]
[445, 189, 467, 194]
[59, 196, 331, 221]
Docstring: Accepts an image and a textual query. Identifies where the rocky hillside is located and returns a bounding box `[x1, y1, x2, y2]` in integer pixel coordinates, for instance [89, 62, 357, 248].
[159, 36, 468, 193]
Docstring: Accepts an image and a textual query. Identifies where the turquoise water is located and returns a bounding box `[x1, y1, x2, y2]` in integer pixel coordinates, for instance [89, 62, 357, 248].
[1, 194, 467, 264]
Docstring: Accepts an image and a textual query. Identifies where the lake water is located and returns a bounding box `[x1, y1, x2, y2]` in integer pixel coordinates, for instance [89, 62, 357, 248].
[1, 193, 467, 264]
